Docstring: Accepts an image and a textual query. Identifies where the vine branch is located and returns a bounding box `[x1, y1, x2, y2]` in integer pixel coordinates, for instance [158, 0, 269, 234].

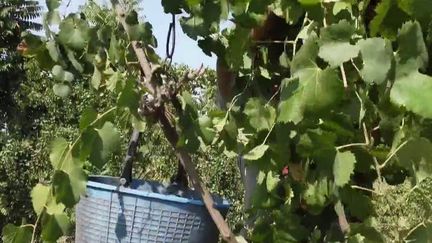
[113, 2, 237, 242]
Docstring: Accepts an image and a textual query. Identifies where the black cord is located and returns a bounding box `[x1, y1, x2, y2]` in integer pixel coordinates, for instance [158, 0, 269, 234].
[166, 14, 176, 65]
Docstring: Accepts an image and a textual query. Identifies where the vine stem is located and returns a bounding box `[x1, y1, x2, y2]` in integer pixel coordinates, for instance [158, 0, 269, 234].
[351, 185, 382, 195]
[404, 221, 426, 241]
[30, 211, 42, 243]
[336, 143, 368, 150]
[379, 140, 408, 169]
[113, 2, 237, 242]
[340, 64, 348, 89]
[262, 122, 276, 145]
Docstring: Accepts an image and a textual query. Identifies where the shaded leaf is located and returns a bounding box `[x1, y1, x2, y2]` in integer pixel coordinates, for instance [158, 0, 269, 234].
[2, 224, 32, 243]
[244, 98, 276, 131]
[87, 122, 121, 168]
[397, 21, 428, 70]
[41, 213, 71, 242]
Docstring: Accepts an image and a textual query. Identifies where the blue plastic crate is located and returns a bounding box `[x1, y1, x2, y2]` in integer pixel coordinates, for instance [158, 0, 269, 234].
[75, 176, 230, 243]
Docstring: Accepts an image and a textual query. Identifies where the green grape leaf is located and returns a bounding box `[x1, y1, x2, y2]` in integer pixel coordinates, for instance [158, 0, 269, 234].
[243, 144, 269, 160]
[397, 21, 428, 70]
[369, 0, 410, 39]
[405, 223, 432, 243]
[180, 16, 207, 40]
[320, 20, 355, 42]
[333, 151, 356, 187]
[390, 60, 432, 119]
[79, 108, 98, 132]
[58, 16, 90, 51]
[290, 35, 319, 74]
[31, 184, 50, 216]
[397, 0, 432, 21]
[266, 171, 280, 192]
[161, 0, 184, 14]
[41, 213, 71, 242]
[395, 137, 432, 183]
[357, 38, 393, 84]
[45, 199, 65, 215]
[117, 80, 140, 118]
[52, 168, 86, 208]
[226, 27, 251, 69]
[198, 115, 216, 144]
[49, 138, 70, 170]
[318, 42, 359, 67]
[128, 22, 158, 47]
[303, 177, 332, 215]
[340, 187, 373, 220]
[270, 0, 304, 24]
[87, 122, 121, 169]
[2, 224, 32, 243]
[244, 98, 276, 132]
[278, 67, 343, 124]
[186, 0, 202, 8]
[318, 20, 359, 67]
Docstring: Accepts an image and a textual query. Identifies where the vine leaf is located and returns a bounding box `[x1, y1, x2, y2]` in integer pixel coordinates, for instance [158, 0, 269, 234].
[52, 168, 86, 208]
[397, 21, 428, 71]
[369, 0, 409, 39]
[79, 108, 98, 132]
[278, 67, 343, 124]
[49, 138, 69, 169]
[41, 213, 71, 242]
[270, 0, 304, 24]
[318, 42, 359, 67]
[333, 151, 356, 187]
[31, 184, 50, 216]
[290, 35, 319, 74]
[318, 20, 359, 67]
[1, 224, 32, 243]
[243, 144, 269, 160]
[244, 98, 276, 132]
[395, 137, 432, 183]
[357, 38, 393, 84]
[87, 122, 121, 169]
[390, 60, 432, 119]
[397, 0, 432, 22]
[303, 177, 332, 215]
[405, 223, 432, 242]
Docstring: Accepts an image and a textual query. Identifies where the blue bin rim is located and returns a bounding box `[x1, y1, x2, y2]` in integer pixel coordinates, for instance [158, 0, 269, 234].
[86, 175, 230, 209]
